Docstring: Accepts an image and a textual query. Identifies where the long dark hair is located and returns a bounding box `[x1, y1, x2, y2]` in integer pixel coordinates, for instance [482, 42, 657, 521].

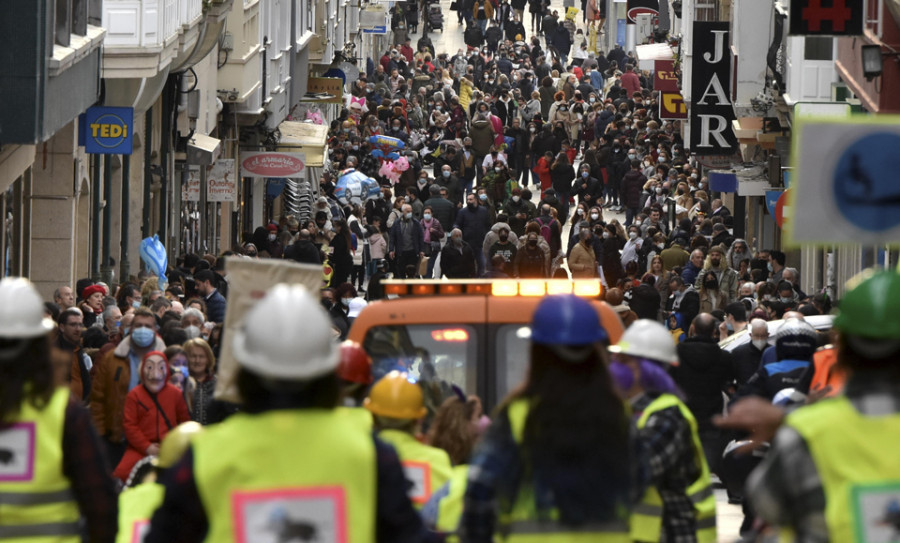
[0, 336, 54, 423]
[509, 343, 631, 525]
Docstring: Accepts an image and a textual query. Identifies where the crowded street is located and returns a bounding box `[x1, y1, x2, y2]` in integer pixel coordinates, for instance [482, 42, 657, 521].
[2, 0, 900, 541]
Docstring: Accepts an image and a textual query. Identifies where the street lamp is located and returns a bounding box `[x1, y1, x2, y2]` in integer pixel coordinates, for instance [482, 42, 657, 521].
[862, 44, 883, 80]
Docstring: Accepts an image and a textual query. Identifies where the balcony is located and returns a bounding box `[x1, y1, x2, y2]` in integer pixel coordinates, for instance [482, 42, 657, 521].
[217, 0, 263, 114]
[102, 0, 205, 78]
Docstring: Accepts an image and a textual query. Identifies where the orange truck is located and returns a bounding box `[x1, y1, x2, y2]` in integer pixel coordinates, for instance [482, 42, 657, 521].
[347, 279, 624, 411]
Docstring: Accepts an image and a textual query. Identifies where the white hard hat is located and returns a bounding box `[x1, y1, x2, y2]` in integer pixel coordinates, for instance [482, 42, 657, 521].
[608, 319, 679, 365]
[0, 278, 54, 338]
[231, 284, 339, 380]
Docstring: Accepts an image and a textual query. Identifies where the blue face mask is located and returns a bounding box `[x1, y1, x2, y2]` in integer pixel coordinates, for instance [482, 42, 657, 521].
[132, 300, 141, 309]
[131, 327, 156, 348]
[582, 172, 589, 178]
[767, 262, 774, 272]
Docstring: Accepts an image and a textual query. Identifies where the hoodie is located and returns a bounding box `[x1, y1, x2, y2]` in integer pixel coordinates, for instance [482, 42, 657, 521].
[113, 354, 190, 481]
[469, 117, 495, 156]
[695, 252, 739, 302]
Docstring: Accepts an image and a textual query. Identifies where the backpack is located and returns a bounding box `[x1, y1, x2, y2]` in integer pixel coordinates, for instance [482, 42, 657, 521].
[537, 215, 553, 245]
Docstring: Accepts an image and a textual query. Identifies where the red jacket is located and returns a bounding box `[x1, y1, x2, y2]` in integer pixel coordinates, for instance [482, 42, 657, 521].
[113, 373, 190, 481]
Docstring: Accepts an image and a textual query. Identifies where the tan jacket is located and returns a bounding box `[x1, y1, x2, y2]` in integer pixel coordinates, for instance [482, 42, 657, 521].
[568, 242, 598, 277]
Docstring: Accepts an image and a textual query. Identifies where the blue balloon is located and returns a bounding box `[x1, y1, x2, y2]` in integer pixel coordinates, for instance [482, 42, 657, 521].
[385, 152, 400, 160]
[371, 149, 384, 159]
[139, 235, 168, 289]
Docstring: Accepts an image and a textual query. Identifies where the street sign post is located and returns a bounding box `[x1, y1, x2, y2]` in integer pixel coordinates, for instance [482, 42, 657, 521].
[791, 116, 900, 245]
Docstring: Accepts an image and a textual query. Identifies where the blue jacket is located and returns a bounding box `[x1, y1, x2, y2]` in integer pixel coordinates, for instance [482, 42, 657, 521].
[681, 262, 701, 286]
[590, 70, 604, 91]
[454, 205, 491, 248]
[205, 290, 227, 323]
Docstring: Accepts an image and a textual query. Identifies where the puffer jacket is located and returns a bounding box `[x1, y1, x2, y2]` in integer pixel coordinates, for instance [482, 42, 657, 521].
[469, 118, 496, 156]
[113, 356, 190, 480]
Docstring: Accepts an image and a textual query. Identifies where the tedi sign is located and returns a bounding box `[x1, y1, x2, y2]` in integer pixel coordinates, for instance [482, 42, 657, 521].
[690, 22, 738, 156]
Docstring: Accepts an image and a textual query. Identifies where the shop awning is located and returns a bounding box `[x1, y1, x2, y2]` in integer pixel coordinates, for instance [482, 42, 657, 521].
[277, 121, 328, 167]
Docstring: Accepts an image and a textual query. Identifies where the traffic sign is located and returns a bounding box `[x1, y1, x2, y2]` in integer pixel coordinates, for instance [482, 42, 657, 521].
[362, 26, 387, 34]
[791, 116, 900, 245]
[775, 189, 791, 229]
[765, 190, 782, 217]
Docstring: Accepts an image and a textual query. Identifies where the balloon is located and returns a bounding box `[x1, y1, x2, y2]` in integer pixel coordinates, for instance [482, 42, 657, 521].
[393, 156, 410, 172]
[335, 169, 380, 205]
[379, 162, 400, 184]
[385, 152, 400, 161]
[371, 149, 385, 159]
[140, 235, 168, 289]
[369, 135, 406, 150]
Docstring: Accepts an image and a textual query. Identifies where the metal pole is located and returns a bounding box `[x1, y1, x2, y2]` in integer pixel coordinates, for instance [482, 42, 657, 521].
[101, 155, 113, 285]
[91, 154, 102, 280]
[200, 165, 208, 252]
[159, 82, 171, 246]
[143, 108, 153, 238]
[120, 155, 131, 281]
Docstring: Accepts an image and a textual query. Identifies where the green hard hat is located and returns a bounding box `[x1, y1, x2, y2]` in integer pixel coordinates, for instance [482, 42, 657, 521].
[833, 270, 900, 339]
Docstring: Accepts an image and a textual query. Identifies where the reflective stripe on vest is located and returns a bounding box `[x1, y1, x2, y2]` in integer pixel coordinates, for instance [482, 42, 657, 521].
[377, 429, 453, 509]
[631, 394, 717, 543]
[193, 409, 377, 543]
[0, 387, 81, 543]
[116, 483, 165, 543]
[502, 399, 631, 543]
[787, 396, 900, 542]
[434, 465, 470, 542]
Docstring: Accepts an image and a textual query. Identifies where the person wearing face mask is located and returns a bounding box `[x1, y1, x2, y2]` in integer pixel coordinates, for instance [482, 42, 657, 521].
[698, 271, 727, 313]
[568, 227, 598, 278]
[388, 204, 426, 279]
[440, 228, 478, 279]
[113, 351, 190, 481]
[620, 226, 643, 269]
[574, 163, 600, 208]
[730, 318, 770, 387]
[503, 187, 533, 236]
[91, 307, 167, 466]
[694, 245, 740, 304]
[621, 158, 647, 227]
[453, 194, 491, 276]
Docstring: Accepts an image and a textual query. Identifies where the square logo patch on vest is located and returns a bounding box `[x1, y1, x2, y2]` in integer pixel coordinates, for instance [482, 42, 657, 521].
[232, 486, 348, 543]
[402, 460, 432, 504]
[851, 482, 900, 543]
[0, 422, 36, 482]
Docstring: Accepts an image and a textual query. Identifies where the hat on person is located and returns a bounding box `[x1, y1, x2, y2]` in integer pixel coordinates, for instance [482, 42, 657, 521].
[348, 298, 368, 319]
[266, 224, 278, 232]
[82, 284, 105, 299]
[709, 244, 727, 256]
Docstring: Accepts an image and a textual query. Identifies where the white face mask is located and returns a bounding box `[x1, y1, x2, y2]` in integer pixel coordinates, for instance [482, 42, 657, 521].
[341, 297, 352, 307]
[512, 195, 520, 202]
[602, 231, 610, 239]
[752, 338, 768, 350]
[590, 213, 599, 220]
[634, 220, 642, 226]
[629, 231, 637, 239]
[268, 233, 276, 242]
[577, 209, 584, 215]
[423, 213, 432, 221]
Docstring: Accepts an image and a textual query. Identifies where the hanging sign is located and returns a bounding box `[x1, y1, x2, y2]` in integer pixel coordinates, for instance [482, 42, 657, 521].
[789, 0, 863, 36]
[689, 21, 738, 156]
[241, 152, 307, 178]
[627, 0, 659, 22]
[83, 106, 134, 155]
[654, 59, 679, 92]
[207, 159, 237, 202]
[182, 166, 201, 202]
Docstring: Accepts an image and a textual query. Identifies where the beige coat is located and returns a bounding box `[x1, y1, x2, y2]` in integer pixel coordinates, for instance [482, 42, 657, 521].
[568, 242, 598, 277]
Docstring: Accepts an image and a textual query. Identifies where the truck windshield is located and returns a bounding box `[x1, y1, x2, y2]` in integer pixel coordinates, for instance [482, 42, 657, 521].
[363, 324, 479, 411]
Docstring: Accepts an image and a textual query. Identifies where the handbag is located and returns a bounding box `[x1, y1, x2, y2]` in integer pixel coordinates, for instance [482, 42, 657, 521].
[450, 2, 458, 9]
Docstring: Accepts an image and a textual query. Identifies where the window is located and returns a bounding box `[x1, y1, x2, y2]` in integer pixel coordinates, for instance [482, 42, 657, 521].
[55, 0, 71, 47]
[495, 324, 533, 401]
[804, 37, 833, 61]
[363, 324, 479, 406]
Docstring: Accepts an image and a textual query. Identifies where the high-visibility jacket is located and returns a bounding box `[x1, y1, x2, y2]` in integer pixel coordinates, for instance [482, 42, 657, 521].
[193, 408, 377, 543]
[809, 347, 845, 396]
[377, 429, 452, 509]
[500, 399, 631, 542]
[434, 465, 470, 542]
[631, 393, 717, 543]
[787, 396, 900, 542]
[0, 387, 81, 543]
[116, 482, 164, 543]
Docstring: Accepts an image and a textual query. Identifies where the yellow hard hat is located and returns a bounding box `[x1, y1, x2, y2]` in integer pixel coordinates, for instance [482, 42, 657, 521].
[364, 371, 427, 420]
[157, 421, 204, 468]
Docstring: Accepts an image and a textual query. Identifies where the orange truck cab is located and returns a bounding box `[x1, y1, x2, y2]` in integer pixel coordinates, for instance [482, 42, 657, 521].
[347, 279, 624, 411]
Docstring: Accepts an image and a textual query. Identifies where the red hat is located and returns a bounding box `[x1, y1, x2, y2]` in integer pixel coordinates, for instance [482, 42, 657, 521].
[82, 284, 106, 299]
[266, 223, 278, 232]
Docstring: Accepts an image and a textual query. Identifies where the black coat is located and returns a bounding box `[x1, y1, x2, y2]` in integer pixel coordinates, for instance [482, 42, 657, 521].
[283, 240, 322, 265]
[550, 164, 576, 195]
[441, 242, 478, 278]
[730, 341, 766, 387]
[673, 336, 735, 430]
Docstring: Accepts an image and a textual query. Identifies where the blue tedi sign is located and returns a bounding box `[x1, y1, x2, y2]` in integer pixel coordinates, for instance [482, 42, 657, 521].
[83, 106, 134, 155]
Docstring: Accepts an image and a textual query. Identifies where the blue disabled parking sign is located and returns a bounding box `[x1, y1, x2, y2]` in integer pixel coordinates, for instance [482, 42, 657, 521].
[791, 116, 900, 246]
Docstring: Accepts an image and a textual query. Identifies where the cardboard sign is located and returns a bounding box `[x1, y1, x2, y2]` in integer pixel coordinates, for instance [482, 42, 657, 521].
[689, 22, 738, 156]
[307, 77, 344, 104]
[207, 159, 237, 202]
[214, 258, 325, 403]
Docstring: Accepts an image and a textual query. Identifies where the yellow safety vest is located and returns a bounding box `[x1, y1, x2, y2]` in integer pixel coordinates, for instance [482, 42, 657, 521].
[631, 393, 717, 543]
[377, 428, 452, 509]
[787, 396, 900, 542]
[434, 464, 470, 542]
[116, 482, 164, 543]
[502, 399, 631, 542]
[193, 408, 376, 543]
[0, 387, 81, 543]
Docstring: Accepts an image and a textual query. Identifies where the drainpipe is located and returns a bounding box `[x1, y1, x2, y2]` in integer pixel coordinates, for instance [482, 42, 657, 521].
[91, 154, 102, 280]
[143, 108, 153, 239]
[120, 155, 131, 281]
[101, 155, 113, 285]
[160, 78, 173, 248]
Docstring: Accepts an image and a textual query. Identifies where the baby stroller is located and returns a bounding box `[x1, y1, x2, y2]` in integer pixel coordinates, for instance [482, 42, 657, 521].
[425, 3, 444, 32]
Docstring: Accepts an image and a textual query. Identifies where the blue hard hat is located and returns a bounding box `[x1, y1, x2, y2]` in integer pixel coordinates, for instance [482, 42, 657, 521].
[530, 295, 608, 345]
